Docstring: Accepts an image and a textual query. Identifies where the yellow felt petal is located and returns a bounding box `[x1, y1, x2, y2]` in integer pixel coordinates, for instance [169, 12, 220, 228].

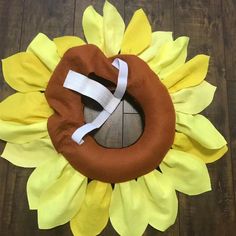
[110, 180, 148, 236]
[173, 132, 228, 163]
[139, 31, 173, 62]
[38, 165, 87, 229]
[121, 9, 151, 55]
[54, 36, 85, 58]
[138, 171, 178, 231]
[160, 149, 211, 195]
[1, 138, 58, 168]
[0, 92, 53, 124]
[0, 120, 47, 144]
[148, 36, 189, 79]
[103, 1, 125, 56]
[2, 52, 51, 92]
[27, 33, 60, 71]
[70, 181, 112, 236]
[162, 55, 210, 93]
[82, 6, 104, 50]
[27, 156, 68, 210]
[171, 81, 216, 114]
[176, 112, 227, 149]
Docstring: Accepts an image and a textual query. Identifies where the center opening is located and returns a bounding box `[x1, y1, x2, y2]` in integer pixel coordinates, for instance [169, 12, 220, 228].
[82, 75, 144, 148]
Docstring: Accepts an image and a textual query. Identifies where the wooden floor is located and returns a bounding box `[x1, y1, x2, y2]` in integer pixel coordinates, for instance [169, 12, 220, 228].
[0, 0, 236, 235]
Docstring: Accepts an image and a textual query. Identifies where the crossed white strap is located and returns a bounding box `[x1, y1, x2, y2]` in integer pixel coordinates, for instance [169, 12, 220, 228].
[63, 58, 128, 145]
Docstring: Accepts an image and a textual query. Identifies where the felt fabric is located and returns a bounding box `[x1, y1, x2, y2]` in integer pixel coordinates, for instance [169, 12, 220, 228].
[138, 170, 178, 231]
[148, 36, 189, 79]
[139, 31, 173, 62]
[0, 120, 47, 144]
[173, 132, 228, 163]
[82, 6, 104, 50]
[45, 44, 175, 183]
[27, 33, 60, 71]
[0, 92, 53, 124]
[1, 138, 57, 168]
[54, 36, 85, 58]
[176, 112, 227, 149]
[70, 181, 112, 236]
[27, 156, 68, 209]
[103, 1, 125, 56]
[2, 52, 51, 92]
[109, 180, 148, 236]
[171, 81, 216, 114]
[163, 54, 210, 93]
[37, 164, 87, 229]
[160, 149, 211, 195]
[121, 9, 151, 55]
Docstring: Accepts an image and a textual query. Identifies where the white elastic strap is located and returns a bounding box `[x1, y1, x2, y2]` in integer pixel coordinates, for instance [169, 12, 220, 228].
[64, 70, 119, 114]
[63, 58, 128, 144]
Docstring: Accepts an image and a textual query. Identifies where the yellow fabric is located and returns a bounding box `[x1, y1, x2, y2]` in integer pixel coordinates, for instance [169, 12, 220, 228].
[103, 1, 125, 56]
[27, 156, 68, 210]
[160, 149, 211, 195]
[173, 132, 228, 163]
[148, 36, 189, 79]
[171, 81, 216, 114]
[162, 55, 210, 93]
[139, 31, 173, 62]
[82, 6, 104, 50]
[70, 181, 112, 236]
[121, 9, 151, 55]
[54, 36, 85, 58]
[0, 120, 47, 144]
[1, 138, 59, 168]
[138, 170, 178, 231]
[176, 112, 227, 149]
[2, 52, 51, 92]
[0, 92, 53, 124]
[110, 180, 148, 236]
[38, 165, 87, 229]
[27, 33, 60, 71]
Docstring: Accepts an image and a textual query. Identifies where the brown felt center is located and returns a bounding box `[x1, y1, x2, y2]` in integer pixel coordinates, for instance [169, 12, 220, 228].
[45, 44, 176, 183]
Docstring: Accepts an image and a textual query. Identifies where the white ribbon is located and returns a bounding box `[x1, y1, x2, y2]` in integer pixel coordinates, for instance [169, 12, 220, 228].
[63, 58, 128, 144]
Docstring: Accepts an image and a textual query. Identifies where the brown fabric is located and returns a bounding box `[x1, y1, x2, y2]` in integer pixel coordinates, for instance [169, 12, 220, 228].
[45, 44, 175, 183]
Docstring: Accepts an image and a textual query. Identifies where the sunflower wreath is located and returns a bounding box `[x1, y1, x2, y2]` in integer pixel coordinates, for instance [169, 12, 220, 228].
[0, 1, 228, 236]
